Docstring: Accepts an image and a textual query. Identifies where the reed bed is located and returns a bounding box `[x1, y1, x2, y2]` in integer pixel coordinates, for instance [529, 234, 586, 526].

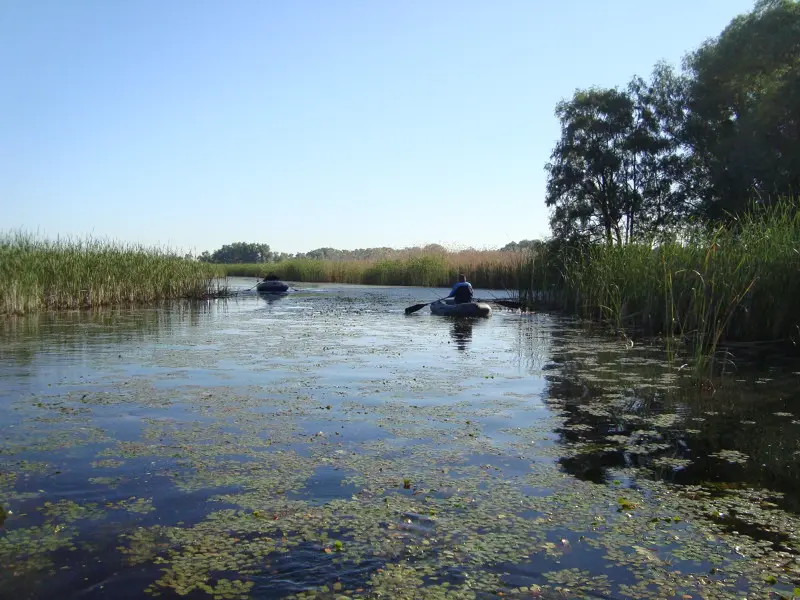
[1, 233, 226, 316]
[222, 249, 525, 289]
[555, 200, 800, 371]
[9, 197, 796, 375]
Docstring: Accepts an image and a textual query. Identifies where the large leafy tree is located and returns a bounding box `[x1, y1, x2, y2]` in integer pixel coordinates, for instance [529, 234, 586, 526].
[500, 239, 545, 252]
[684, 0, 800, 219]
[545, 0, 800, 240]
[625, 64, 695, 237]
[200, 242, 273, 263]
[545, 88, 633, 245]
[545, 67, 688, 244]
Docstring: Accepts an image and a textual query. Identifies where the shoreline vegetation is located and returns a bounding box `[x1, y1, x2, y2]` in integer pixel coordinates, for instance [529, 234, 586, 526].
[551, 200, 800, 373]
[5, 198, 798, 378]
[4, 200, 798, 362]
[222, 200, 799, 368]
[219, 249, 527, 290]
[0, 233, 228, 316]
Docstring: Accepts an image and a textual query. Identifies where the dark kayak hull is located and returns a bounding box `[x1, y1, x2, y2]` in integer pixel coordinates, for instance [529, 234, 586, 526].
[256, 281, 289, 293]
[430, 298, 492, 318]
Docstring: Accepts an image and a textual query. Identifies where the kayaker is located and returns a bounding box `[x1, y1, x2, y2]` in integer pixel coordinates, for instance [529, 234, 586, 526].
[447, 274, 474, 304]
[264, 273, 280, 281]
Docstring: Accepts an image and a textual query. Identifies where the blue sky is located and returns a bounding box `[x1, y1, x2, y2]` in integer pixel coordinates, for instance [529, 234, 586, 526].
[1, 0, 755, 255]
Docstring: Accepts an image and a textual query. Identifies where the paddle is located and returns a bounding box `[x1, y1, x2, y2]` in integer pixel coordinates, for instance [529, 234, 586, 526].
[404, 297, 447, 315]
[476, 298, 522, 310]
[406, 296, 522, 314]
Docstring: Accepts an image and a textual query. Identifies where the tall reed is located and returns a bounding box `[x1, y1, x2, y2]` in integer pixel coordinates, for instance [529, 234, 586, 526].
[221, 249, 523, 289]
[1, 232, 225, 316]
[513, 244, 565, 310]
[557, 200, 800, 373]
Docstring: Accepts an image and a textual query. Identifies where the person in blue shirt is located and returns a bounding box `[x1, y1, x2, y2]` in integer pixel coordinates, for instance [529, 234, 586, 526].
[447, 274, 474, 304]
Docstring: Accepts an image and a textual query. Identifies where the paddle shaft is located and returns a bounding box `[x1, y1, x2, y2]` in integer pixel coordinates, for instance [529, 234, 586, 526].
[475, 298, 521, 309]
[406, 296, 521, 315]
[404, 296, 448, 315]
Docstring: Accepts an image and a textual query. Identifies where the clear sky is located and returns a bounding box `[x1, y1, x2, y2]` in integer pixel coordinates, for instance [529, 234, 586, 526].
[1, 0, 755, 255]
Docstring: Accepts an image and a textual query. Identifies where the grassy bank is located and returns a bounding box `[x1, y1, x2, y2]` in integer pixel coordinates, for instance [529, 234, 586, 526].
[8, 199, 797, 368]
[1, 233, 226, 316]
[551, 201, 800, 371]
[221, 250, 529, 289]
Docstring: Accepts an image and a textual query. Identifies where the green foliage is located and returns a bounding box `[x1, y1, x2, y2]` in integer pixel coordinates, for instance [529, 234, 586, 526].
[219, 250, 524, 289]
[296, 243, 451, 261]
[512, 241, 566, 310]
[499, 239, 544, 252]
[685, 0, 800, 217]
[199, 242, 272, 264]
[546, 1, 800, 240]
[556, 199, 800, 373]
[545, 67, 690, 245]
[0, 232, 226, 315]
[546, 87, 637, 244]
[538, 0, 800, 372]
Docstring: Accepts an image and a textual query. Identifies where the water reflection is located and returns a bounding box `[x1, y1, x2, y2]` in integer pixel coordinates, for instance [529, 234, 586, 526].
[258, 291, 289, 305]
[511, 313, 554, 373]
[2, 285, 800, 598]
[449, 318, 473, 351]
[539, 324, 800, 513]
[0, 299, 225, 366]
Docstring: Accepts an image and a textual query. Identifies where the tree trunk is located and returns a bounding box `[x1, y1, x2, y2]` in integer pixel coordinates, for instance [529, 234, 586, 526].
[629, 212, 634, 243]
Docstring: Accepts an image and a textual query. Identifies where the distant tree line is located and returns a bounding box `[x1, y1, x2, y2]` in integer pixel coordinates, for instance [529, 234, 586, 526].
[545, 0, 799, 244]
[194, 241, 545, 264]
[499, 239, 544, 252]
[197, 242, 273, 264]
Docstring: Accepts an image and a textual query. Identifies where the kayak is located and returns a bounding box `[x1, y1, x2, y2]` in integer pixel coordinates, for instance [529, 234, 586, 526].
[256, 280, 289, 293]
[430, 298, 492, 318]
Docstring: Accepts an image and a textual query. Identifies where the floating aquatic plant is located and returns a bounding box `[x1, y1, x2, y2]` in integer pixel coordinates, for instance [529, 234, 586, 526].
[2, 291, 800, 600]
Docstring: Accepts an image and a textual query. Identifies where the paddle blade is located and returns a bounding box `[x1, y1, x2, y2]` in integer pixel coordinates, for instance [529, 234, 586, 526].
[493, 299, 522, 309]
[475, 298, 522, 309]
[404, 303, 428, 315]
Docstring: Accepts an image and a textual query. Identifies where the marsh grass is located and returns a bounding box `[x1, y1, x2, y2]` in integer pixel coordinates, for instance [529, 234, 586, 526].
[513, 246, 565, 311]
[1, 232, 226, 316]
[222, 249, 523, 289]
[557, 200, 800, 374]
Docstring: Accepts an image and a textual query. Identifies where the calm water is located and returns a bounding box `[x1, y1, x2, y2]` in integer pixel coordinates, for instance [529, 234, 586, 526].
[1, 280, 799, 600]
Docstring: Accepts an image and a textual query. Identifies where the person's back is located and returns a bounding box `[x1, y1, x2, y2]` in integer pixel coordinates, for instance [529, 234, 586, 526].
[448, 274, 473, 304]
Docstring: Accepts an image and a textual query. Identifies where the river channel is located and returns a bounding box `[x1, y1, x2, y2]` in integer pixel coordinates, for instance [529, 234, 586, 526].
[1, 280, 799, 599]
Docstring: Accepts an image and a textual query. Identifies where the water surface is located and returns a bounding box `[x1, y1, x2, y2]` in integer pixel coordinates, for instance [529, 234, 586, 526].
[1, 280, 799, 599]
